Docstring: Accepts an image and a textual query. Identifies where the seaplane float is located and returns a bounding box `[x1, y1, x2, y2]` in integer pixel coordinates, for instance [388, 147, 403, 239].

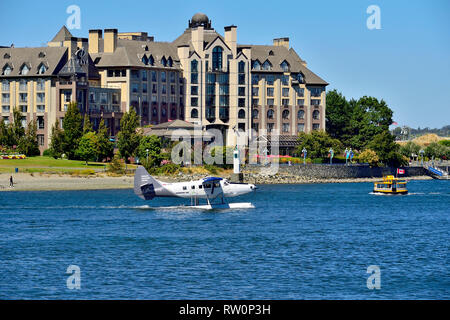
[133, 166, 257, 209]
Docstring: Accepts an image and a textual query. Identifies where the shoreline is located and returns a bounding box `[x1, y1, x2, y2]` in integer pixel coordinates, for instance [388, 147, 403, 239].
[0, 172, 433, 192]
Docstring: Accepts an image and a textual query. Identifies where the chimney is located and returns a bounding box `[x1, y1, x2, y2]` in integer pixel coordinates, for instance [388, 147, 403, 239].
[191, 26, 204, 56]
[89, 29, 102, 54]
[104, 29, 118, 53]
[224, 25, 237, 57]
[273, 37, 289, 49]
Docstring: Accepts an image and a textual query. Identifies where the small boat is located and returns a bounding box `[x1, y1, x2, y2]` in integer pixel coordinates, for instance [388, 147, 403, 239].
[373, 175, 408, 195]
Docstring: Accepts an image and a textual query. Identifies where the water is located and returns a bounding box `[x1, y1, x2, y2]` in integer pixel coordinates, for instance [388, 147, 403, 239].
[0, 180, 448, 299]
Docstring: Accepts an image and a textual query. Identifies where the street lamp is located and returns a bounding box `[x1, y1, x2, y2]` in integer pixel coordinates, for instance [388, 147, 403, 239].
[419, 149, 424, 166]
[146, 148, 149, 162]
[302, 148, 307, 165]
[329, 148, 334, 164]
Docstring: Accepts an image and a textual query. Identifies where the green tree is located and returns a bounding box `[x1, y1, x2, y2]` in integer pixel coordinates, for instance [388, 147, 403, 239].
[97, 119, 114, 161]
[359, 149, 380, 167]
[62, 102, 83, 159]
[325, 90, 353, 145]
[424, 142, 449, 160]
[117, 108, 141, 163]
[83, 114, 93, 135]
[367, 131, 406, 167]
[49, 121, 65, 158]
[18, 120, 40, 156]
[0, 119, 11, 146]
[296, 130, 343, 160]
[10, 107, 25, 147]
[76, 131, 99, 165]
[137, 135, 162, 167]
[107, 154, 125, 174]
[399, 141, 420, 159]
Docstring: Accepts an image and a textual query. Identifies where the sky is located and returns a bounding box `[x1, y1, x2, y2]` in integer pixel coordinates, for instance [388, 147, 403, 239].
[1, 0, 449, 129]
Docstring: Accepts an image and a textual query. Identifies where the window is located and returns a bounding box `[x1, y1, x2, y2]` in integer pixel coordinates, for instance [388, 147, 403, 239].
[162, 84, 166, 95]
[191, 73, 198, 84]
[161, 57, 167, 67]
[191, 108, 198, 118]
[168, 57, 173, 67]
[2, 93, 10, 103]
[313, 123, 320, 130]
[313, 110, 320, 120]
[161, 72, 166, 82]
[142, 70, 147, 81]
[238, 87, 245, 96]
[20, 105, 27, 112]
[38, 63, 47, 74]
[20, 64, 30, 75]
[64, 91, 71, 103]
[280, 60, 290, 72]
[311, 99, 321, 106]
[2, 106, 10, 113]
[37, 116, 44, 129]
[252, 98, 259, 107]
[21, 117, 27, 128]
[37, 79, 45, 91]
[282, 99, 289, 106]
[238, 123, 245, 131]
[171, 85, 175, 95]
[212, 46, 223, 71]
[238, 74, 245, 85]
[297, 99, 305, 106]
[252, 109, 259, 119]
[282, 88, 289, 97]
[2, 80, 10, 91]
[282, 123, 290, 132]
[253, 60, 261, 70]
[161, 108, 167, 117]
[37, 105, 45, 113]
[191, 97, 198, 107]
[170, 72, 175, 83]
[142, 55, 149, 65]
[152, 107, 157, 116]
[297, 110, 305, 120]
[252, 74, 259, 84]
[267, 123, 274, 133]
[142, 83, 147, 93]
[3, 116, 10, 125]
[282, 110, 289, 119]
[262, 60, 272, 71]
[3, 64, 12, 75]
[252, 87, 259, 96]
[297, 123, 305, 132]
[267, 98, 274, 106]
[171, 108, 176, 118]
[19, 93, 28, 103]
[131, 70, 140, 79]
[191, 86, 198, 96]
[238, 109, 245, 119]
[297, 73, 304, 83]
[37, 93, 45, 103]
[191, 60, 198, 72]
[238, 61, 245, 73]
[267, 87, 274, 97]
[19, 80, 27, 91]
[151, 71, 157, 82]
[131, 83, 139, 93]
[311, 88, 322, 97]
[37, 134, 45, 146]
[267, 109, 274, 119]
[149, 55, 154, 66]
[281, 75, 289, 85]
[152, 84, 157, 94]
[238, 98, 246, 107]
[266, 75, 275, 85]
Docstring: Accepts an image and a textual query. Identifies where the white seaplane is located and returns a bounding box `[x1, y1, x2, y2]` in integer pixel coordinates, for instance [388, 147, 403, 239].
[134, 166, 257, 209]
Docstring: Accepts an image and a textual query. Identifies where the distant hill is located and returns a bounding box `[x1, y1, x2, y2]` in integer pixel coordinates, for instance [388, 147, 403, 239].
[393, 125, 449, 140]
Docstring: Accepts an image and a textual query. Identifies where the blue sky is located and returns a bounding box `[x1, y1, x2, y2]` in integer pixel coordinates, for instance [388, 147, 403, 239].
[1, 0, 449, 128]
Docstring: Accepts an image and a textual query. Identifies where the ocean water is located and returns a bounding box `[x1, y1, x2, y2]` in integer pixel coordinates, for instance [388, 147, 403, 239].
[0, 180, 448, 299]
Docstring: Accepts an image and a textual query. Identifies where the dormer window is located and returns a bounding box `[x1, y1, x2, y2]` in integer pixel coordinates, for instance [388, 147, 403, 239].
[2, 64, 12, 75]
[144, 45, 149, 51]
[37, 63, 47, 75]
[253, 60, 261, 70]
[297, 73, 304, 83]
[149, 55, 154, 66]
[38, 52, 46, 58]
[269, 50, 274, 56]
[161, 57, 167, 67]
[281, 60, 290, 72]
[167, 57, 173, 67]
[20, 64, 30, 75]
[3, 53, 11, 59]
[142, 55, 149, 65]
[262, 60, 272, 71]
[212, 46, 223, 71]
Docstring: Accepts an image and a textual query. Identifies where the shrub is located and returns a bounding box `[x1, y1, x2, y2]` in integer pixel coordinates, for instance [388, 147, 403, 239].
[107, 155, 125, 174]
[42, 149, 52, 157]
[359, 149, 380, 167]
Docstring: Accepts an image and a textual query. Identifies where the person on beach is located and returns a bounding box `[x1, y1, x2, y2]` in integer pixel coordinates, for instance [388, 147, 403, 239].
[9, 175, 14, 188]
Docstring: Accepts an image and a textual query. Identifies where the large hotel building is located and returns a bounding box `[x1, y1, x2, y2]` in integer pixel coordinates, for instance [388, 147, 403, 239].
[0, 13, 327, 154]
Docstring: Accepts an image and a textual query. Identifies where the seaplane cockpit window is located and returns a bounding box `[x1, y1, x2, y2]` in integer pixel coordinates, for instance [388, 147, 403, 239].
[198, 185, 203, 189]
[183, 186, 187, 190]
[191, 186, 195, 189]
[214, 182, 220, 187]
[204, 183, 211, 188]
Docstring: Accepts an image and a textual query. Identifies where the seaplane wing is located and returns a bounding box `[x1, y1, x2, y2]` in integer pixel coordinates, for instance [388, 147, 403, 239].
[134, 166, 257, 207]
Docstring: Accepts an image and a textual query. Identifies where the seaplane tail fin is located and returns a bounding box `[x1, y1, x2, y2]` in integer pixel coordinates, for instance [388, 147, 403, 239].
[134, 166, 162, 200]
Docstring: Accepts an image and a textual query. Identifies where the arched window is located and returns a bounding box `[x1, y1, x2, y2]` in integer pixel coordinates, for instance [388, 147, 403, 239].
[191, 60, 198, 72]
[152, 107, 157, 116]
[141, 55, 148, 65]
[269, 50, 274, 56]
[262, 60, 272, 71]
[238, 61, 245, 73]
[167, 57, 173, 67]
[267, 109, 274, 119]
[282, 110, 289, 119]
[212, 46, 223, 71]
[253, 60, 261, 70]
[280, 60, 290, 72]
[297, 73, 304, 83]
[149, 55, 154, 66]
[171, 108, 176, 118]
[313, 110, 320, 120]
[252, 109, 259, 119]
[297, 110, 305, 120]
[238, 109, 245, 119]
[38, 63, 47, 75]
[161, 57, 167, 67]
[191, 108, 199, 118]
[162, 108, 167, 117]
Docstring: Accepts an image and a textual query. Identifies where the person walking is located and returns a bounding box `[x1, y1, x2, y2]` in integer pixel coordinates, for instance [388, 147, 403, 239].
[9, 175, 14, 188]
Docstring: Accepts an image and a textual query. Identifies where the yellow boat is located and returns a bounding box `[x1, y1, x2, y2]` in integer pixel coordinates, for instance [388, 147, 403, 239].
[373, 175, 408, 195]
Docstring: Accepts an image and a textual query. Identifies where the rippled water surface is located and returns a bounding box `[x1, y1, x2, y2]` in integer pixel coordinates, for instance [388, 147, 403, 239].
[0, 180, 448, 299]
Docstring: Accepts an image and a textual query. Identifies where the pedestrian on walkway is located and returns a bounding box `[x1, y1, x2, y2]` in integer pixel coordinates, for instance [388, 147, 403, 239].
[9, 175, 14, 188]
